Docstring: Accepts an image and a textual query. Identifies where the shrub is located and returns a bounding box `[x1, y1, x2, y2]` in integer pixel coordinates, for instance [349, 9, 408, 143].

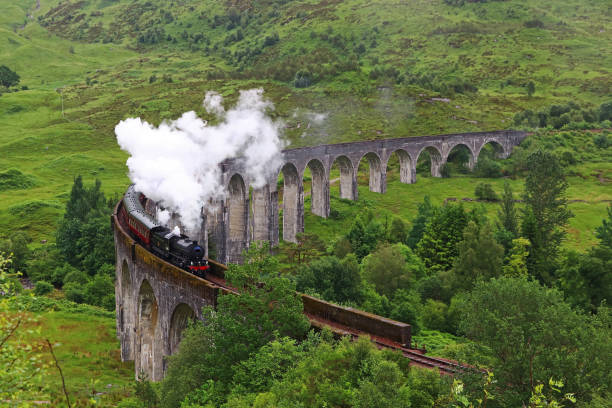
[63, 268, 90, 285]
[594, 133, 610, 149]
[559, 151, 577, 166]
[293, 70, 312, 88]
[475, 183, 498, 201]
[524, 19, 544, 29]
[440, 163, 451, 178]
[422, 299, 448, 331]
[34, 281, 53, 296]
[474, 157, 502, 178]
[0, 65, 20, 87]
[84, 273, 115, 310]
[64, 282, 85, 303]
[599, 100, 612, 121]
[263, 32, 279, 47]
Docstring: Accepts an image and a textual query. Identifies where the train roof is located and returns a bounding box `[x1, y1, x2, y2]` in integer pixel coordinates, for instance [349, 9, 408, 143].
[123, 185, 161, 231]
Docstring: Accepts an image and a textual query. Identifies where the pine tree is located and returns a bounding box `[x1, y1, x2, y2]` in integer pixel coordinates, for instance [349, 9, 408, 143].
[406, 196, 434, 248]
[496, 181, 519, 253]
[521, 150, 572, 284]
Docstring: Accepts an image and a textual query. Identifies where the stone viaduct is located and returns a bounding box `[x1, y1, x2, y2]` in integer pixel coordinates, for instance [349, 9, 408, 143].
[206, 130, 527, 264]
[114, 130, 528, 380]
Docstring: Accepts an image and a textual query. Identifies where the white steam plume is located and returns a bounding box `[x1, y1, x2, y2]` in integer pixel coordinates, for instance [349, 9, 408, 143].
[115, 89, 285, 232]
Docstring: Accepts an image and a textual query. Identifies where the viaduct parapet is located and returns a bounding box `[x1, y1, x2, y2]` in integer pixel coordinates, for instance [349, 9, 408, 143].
[207, 130, 527, 263]
[113, 211, 222, 381]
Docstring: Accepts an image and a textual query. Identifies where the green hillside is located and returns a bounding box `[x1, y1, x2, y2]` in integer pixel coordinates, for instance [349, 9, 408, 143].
[0, 0, 610, 246]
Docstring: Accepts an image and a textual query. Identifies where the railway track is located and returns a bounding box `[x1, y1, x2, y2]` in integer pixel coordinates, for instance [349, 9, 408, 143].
[375, 341, 468, 375]
[120, 212, 469, 376]
[174, 263, 469, 375]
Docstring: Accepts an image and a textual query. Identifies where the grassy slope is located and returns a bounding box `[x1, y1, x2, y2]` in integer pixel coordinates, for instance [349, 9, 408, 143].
[305, 163, 611, 251]
[0, 0, 610, 247]
[11, 295, 134, 407]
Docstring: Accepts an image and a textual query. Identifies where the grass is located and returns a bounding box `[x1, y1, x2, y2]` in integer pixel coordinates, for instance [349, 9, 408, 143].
[0, 0, 609, 246]
[7, 294, 134, 407]
[302, 151, 611, 251]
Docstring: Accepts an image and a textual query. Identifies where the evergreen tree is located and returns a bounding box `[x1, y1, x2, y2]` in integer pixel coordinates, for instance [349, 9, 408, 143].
[526, 80, 535, 97]
[498, 181, 518, 234]
[416, 203, 472, 273]
[502, 237, 530, 277]
[347, 212, 385, 260]
[56, 176, 114, 273]
[559, 208, 612, 312]
[406, 196, 434, 248]
[496, 181, 519, 253]
[595, 204, 612, 248]
[452, 221, 504, 291]
[388, 217, 408, 244]
[521, 150, 572, 285]
[0, 65, 19, 88]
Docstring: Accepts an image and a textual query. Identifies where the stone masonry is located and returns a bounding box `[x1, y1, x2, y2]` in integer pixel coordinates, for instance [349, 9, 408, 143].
[208, 130, 527, 263]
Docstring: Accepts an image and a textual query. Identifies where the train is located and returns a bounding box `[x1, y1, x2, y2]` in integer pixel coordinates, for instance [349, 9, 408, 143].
[119, 185, 209, 277]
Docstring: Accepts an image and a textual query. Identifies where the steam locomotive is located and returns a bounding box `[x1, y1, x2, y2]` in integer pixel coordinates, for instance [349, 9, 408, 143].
[119, 185, 209, 277]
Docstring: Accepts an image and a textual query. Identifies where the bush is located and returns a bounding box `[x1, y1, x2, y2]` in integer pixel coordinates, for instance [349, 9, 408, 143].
[594, 133, 610, 149]
[559, 151, 577, 166]
[475, 183, 498, 201]
[440, 163, 451, 178]
[293, 69, 312, 88]
[524, 19, 544, 29]
[84, 273, 115, 310]
[422, 299, 448, 331]
[64, 282, 85, 303]
[34, 281, 53, 296]
[0, 65, 20, 87]
[599, 100, 612, 121]
[263, 32, 279, 47]
[63, 268, 90, 286]
[474, 158, 502, 178]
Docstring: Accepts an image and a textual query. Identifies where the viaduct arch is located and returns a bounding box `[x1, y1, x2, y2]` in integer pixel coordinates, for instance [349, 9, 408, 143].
[208, 130, 526, 263]
[114, 217, 220, 381]
[114, 130, 526, 380]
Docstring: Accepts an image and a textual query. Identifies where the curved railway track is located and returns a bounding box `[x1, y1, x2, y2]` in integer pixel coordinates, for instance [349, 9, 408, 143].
[117, 200, 472, 376]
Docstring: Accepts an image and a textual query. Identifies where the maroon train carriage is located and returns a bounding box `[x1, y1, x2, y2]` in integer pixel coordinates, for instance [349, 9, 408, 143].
[120, 185, 209, 277]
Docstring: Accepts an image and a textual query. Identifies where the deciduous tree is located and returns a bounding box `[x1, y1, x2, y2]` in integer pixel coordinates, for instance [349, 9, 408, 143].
[451, 221, 504, 292]
[362, 243, 424, 297]
[460, 277, 611, 406]
[161, 243, 309, 407]
[0, 254, 48, 403]
[296, 254, 363, 303]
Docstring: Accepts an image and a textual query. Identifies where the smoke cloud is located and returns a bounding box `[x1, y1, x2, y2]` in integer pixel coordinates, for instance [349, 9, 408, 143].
[115, 89, 285, 233]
